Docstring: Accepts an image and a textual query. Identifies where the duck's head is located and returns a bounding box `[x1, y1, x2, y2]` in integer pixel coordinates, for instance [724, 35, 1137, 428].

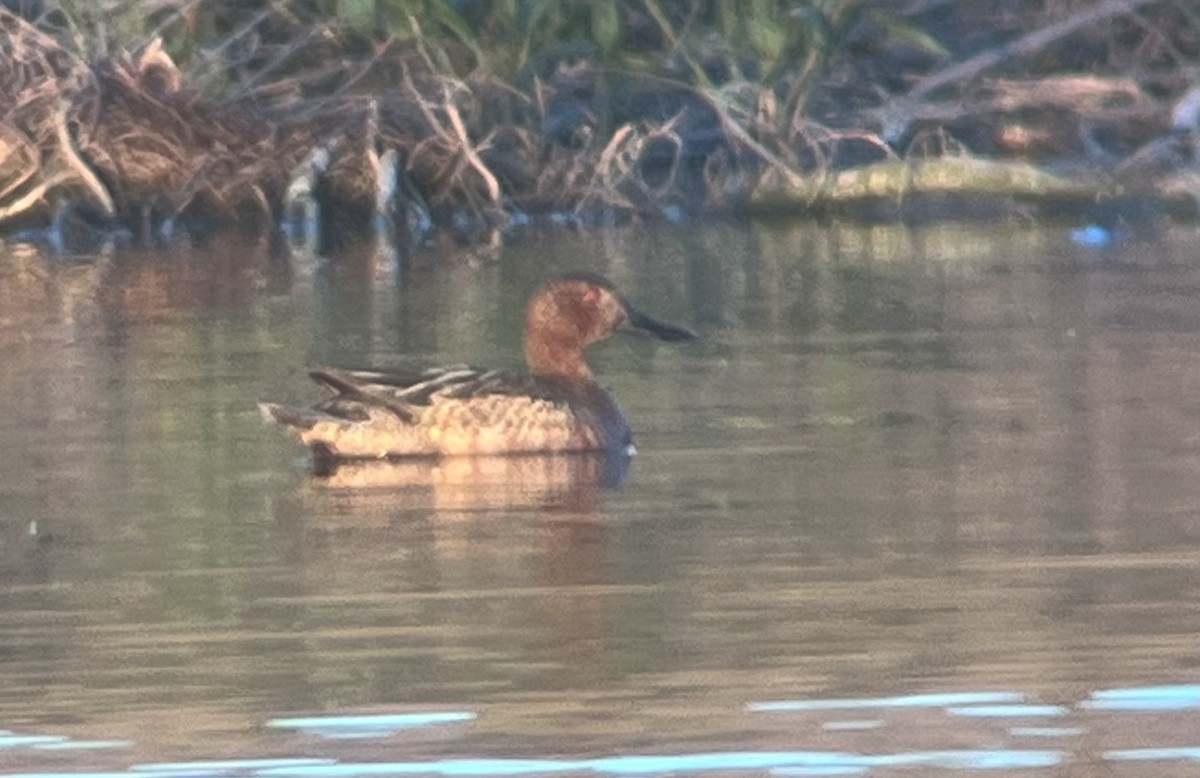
[524, 273, 696, 382]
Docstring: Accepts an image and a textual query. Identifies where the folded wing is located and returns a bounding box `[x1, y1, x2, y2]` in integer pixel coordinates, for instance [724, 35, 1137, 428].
[260, 365, 607, 458]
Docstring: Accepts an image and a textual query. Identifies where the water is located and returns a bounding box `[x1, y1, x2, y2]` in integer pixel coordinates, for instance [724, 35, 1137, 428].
[0, 222, 1197, 777]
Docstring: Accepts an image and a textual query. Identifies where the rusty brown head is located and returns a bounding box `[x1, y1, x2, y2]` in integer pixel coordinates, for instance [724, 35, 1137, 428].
[523, 273, 695, 384]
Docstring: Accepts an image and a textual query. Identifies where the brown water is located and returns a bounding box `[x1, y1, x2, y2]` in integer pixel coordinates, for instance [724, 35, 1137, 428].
[0, 222, 1197, 777]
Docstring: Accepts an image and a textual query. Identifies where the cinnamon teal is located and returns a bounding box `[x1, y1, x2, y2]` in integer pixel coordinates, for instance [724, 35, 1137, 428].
[260, 273, 695, 463]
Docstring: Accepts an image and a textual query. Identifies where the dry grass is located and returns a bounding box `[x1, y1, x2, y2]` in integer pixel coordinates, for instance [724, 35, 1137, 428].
[1, 1, 1197, 243]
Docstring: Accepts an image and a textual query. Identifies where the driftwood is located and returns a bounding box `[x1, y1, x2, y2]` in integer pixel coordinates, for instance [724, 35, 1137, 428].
[751, 157, 1117, 212]
[904, 0, 1164, 103]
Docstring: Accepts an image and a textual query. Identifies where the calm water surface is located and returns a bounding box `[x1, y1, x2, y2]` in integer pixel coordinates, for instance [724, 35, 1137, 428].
[0, 222, 1197, 777]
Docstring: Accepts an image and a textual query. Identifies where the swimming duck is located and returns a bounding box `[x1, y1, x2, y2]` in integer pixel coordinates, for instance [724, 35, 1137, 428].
[260, 273, 695, 463]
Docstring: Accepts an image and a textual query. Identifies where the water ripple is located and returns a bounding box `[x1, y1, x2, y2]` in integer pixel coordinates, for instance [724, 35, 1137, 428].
[1081, 684, 1200, 711]
[749, 692, 1023, 713]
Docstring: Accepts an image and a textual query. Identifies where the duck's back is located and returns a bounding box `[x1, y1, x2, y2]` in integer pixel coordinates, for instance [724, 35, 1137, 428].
[261, 366, 630, 458]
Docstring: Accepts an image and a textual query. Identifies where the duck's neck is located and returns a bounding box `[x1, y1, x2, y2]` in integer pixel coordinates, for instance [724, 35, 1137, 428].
[525, 335, 593, 386]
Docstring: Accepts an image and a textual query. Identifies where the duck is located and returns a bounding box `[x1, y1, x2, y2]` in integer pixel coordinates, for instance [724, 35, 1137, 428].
[260, 273, 695, 465]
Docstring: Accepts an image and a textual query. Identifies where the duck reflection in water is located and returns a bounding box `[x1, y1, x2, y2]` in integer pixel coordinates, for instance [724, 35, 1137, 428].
[307, 451, 630, 512]
[261, 273, 695, 483]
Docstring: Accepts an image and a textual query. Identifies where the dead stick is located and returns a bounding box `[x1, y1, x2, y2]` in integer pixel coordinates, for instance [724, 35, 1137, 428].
[906, 0, 1162, 100]
[54, 105, 115, 217]
[440, 86, 500, 204]
[0, 171, 77, 223]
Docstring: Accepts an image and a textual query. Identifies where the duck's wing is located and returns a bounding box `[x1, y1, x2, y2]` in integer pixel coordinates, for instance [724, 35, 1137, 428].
[314, 364, 563, 403]
[263, 365, 563, 427]
[308, 365, 484, 422]
[260, 365, 615, 460]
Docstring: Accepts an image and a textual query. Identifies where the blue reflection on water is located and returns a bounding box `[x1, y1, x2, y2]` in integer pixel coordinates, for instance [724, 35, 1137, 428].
[858, 750, 1065, 770]
[749, 691, 1023, 712]
[820, 720, 884, 732]
[1102, 747, 1200, 762]
[133, 759, 340, 773]
[34, 740, 132, 751]
[1081, 684, 1200, 711]
[1070, 225, 1116, 248]
[9, 685, 1196, 777]
[251, 749, 1064, 776]
[945, 705, 1068, 718]
[0, 735, 68, 748]
[264, 760, 586, 776]
[588, 752, 852, 773]
[267, 713, 476, 739]
[1, 748, 1077, 777]
[8, 774, 183, 778]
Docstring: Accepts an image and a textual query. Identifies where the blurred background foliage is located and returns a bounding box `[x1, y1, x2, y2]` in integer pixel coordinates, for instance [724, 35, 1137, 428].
[41, 1, 947, 113]
[2, 1, 1197, 238]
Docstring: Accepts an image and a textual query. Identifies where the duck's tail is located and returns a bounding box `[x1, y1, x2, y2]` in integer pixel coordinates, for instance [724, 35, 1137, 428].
[258, 402, 322, 430]
[259, 403, 346, 474]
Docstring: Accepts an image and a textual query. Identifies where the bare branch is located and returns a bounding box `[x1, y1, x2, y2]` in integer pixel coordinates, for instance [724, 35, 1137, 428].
[906, 0, 1163, 100]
